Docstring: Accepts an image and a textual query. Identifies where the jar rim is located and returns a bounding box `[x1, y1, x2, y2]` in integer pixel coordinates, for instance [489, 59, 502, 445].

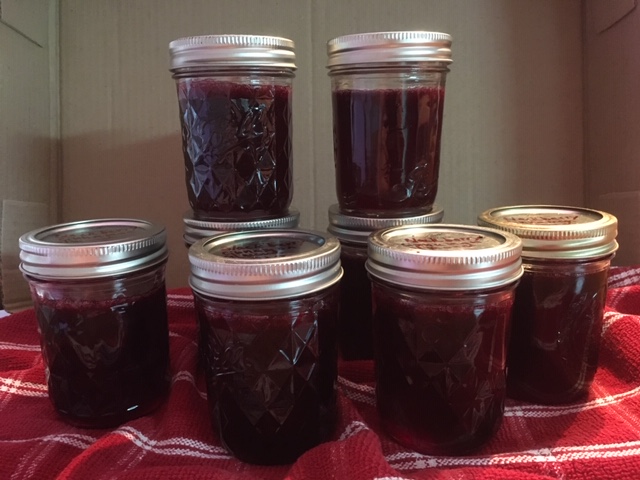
[188, 229, 343, 300]
[169, 34, 297, 71]
[327, 31, 452, 69]
[19, 219, 168, 279]
[366, 224, 523, 291]
[477, 205, 619, 260]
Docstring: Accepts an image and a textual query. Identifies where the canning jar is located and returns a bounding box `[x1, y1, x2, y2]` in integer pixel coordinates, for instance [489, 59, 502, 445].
[169, 35, 296, 220]
[478, 205, 619, 404]
[19, 219, 170, 428]
[327, 204, 443, 360]
[188, 229, 342, 464]
[327, 31, 452, 217]
[367, 224, 522, 455]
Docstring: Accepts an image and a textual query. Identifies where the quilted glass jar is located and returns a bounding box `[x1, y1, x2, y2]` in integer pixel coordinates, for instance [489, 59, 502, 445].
[478, 205, 618, 404]
[19, 219, 170, 428]
[327, 31, 452, 217]
[367, 224, 522, 455]
[170, 35, 296, 220]
[188, 229, 342, 464]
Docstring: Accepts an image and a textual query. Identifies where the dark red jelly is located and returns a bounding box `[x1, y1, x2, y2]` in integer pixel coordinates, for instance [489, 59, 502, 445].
[338, 245, 373, 360]
[33, 284, 170, 428]
[507, 260, 610, 404]
[371, 281, 514, 455]
[194, 286, 339, 465]
[332, 87, 445, 215]
[177, 79, 293, 219]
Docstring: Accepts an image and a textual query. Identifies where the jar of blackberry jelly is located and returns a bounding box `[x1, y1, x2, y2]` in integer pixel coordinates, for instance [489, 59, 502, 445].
[169, 35, 296, 220]
[478, 205, 619, 404]
[326, 31, 452, 217]
[19, 219, 171, 428]
[188, 229, 342, 464]
[327, 203, 444, 360]
[366, 224, 523, 455]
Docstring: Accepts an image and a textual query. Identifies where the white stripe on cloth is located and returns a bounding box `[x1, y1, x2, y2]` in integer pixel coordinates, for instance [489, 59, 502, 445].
[338, 374, 640, 419]
[0, 377, 48, 397]
[386, 440, 640, 470]
[0, 433, 97, 450]
[339, 421, 370, 441]
[0, 341, 41, 352]
[113, 426, 231, 459]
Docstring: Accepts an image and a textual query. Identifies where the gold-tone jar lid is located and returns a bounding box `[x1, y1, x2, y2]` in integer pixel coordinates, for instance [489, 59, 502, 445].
[188, 229, 342, 300]
[327, 31, 452, 70]
[19, 219, 168, 279]
[169, 34, 296, 71]
[366, 224, 523, 291]
[477, 205, 618, 260]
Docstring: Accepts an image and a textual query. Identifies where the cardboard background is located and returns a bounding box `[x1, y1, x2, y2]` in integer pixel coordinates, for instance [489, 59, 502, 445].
[1, 0, 637, 303]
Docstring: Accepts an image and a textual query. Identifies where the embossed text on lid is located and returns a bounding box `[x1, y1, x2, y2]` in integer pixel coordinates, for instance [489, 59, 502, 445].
[477, 205, 618, 260]
[188, 229, 342, 300]
[366, 224, 523, 291]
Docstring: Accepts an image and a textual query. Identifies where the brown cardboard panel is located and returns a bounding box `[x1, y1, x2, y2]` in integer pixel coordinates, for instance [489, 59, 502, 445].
[59, 0, 313, 288]
[0, 19, 53, 306]
[590, 0, 636, 33]
[584, 1, 640, 264]
[1, 200, 49, 311]
[312, 0, 584, 228]
[0, 0, 49, 46]
[596, 192, 640, 266]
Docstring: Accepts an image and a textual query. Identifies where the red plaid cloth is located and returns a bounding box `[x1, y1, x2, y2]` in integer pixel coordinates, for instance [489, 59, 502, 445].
[2, 267, 640, 479]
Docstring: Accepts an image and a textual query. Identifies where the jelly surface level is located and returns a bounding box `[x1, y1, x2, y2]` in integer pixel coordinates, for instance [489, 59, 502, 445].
[507, 263, 609, 404]
[178, 79, 292, 219]
[372, 282, 514, 455]
[332, 86, 445, 216]
[196, 287, 339, 465]
[35, 286, 171, 428]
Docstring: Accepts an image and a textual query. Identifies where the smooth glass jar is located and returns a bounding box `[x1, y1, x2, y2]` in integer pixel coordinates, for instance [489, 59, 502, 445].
[478, 205, 619, 404]
[169, 35, 296, 220]
[327, 204, 443, 360]
[188, 229, 342, 465]
[327, 31, 452, 217]
[367, 224, 522, 455]
[19, 219, 170, 428]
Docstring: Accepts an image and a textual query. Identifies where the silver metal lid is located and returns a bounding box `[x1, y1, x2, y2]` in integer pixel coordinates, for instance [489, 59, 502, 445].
[327, 31, 452, 69]
[189, 229, 342, 300]
[327, 204, 444, 245]
[183, 208, 300, 246]
[19, 219, 168, 279]
[367, 224, 523, 291]
[169, 34, 297, 71]
[477, 205, 619, 260]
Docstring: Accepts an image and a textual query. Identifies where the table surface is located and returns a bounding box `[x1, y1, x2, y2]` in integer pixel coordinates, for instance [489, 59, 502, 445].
[1, 267, 640, 480]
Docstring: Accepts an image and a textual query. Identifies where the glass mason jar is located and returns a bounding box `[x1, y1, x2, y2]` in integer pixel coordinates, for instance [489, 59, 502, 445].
[326, 31, 452, 217]
[188, 229, 342, 465]
[327, 203, 443, 360]
[19, 219, 170, 428]
[478, 205, 619, 404]
[169, 35, 296, 220]
[367, 224, 523, 455]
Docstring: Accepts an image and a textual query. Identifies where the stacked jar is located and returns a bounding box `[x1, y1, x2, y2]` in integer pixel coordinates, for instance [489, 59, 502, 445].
[325, 32, 452, 360]
[168, 35, 301, 234]
[169, 36, 343, 465]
